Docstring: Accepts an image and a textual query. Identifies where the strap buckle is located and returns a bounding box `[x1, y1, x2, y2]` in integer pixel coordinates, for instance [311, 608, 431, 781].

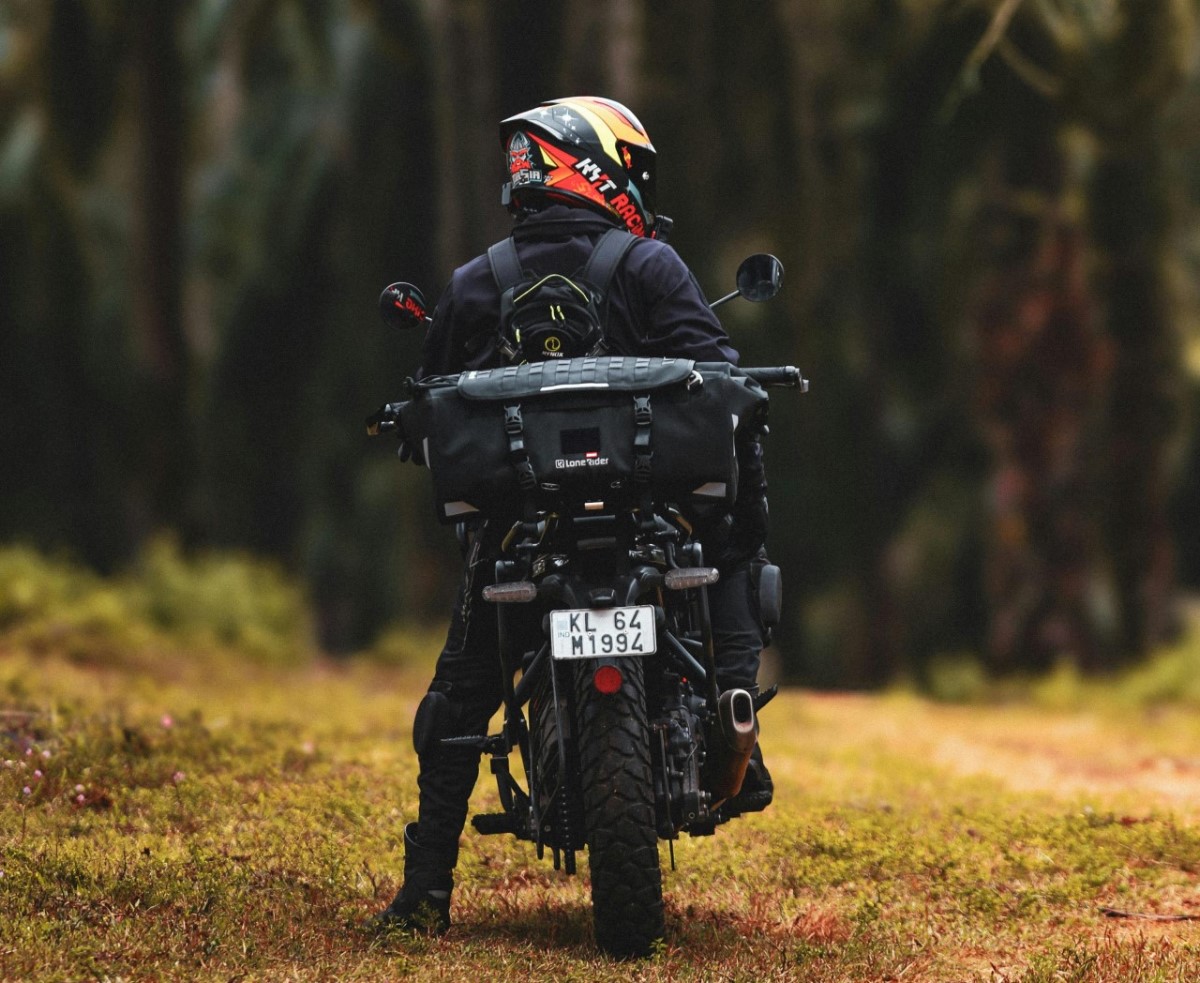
[633, 394, 652, 426]
[633, 394, 652, 484]
[504, 404, 523, 436]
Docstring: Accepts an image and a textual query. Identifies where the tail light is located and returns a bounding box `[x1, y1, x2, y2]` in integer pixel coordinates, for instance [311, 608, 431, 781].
[592, 665, 624, 694]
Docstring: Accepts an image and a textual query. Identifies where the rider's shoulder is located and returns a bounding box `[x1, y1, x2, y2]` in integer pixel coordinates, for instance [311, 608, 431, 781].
[625, 234, 687, 271]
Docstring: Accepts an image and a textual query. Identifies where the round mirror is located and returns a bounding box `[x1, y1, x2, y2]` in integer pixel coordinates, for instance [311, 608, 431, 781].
[735, 254, 784, 303]
[379, 282, 429, 330]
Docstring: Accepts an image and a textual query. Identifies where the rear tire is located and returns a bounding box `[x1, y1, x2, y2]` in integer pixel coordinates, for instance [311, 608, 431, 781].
[574, 658, 664, 958]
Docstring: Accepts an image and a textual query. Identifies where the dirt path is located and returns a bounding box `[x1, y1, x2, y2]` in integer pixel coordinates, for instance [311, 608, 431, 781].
[799, 692, 1200, 817]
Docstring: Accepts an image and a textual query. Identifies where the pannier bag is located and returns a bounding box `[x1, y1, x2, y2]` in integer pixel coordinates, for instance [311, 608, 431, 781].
[399, 356, 768, 523]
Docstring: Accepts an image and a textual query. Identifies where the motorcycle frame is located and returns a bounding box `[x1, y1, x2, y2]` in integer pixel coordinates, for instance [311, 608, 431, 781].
[477, 504, 727, 875]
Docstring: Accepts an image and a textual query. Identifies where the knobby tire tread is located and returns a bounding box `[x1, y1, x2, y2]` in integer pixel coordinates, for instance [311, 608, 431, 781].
[574, 658, 664, 958]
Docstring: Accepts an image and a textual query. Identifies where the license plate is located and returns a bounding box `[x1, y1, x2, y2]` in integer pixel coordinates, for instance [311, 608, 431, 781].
[549, 606, 656, 660]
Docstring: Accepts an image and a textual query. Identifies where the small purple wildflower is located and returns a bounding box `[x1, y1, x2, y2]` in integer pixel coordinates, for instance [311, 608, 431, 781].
[22, 786, 31, 796]
[172, 771, 185, 785]
[33, 770, 42, 780]
[161, 715, 174, 730]
[76, 794, 85, 805]
[75, 784, 85, 794]
[41, 750, 50, 760]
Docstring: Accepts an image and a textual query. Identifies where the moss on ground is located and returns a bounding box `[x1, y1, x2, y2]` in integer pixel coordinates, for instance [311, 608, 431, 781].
[2, 545, 1200, 980]
[2, 646, 1200, 982]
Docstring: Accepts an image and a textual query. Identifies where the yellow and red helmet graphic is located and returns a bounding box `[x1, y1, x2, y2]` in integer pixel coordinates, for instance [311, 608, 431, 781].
[500, 96, 657, 237]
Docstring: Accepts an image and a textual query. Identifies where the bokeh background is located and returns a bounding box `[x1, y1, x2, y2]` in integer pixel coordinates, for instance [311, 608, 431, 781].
[4, 0, 1200, 688]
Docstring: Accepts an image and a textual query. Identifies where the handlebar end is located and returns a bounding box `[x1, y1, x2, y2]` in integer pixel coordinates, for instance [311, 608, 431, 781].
[366, 403, 403, 437]
[742, 365, 809, 390]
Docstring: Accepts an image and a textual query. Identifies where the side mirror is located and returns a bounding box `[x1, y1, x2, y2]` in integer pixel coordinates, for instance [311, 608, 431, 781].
[379, 282, 429, 330]
[735, 254, 784, 303]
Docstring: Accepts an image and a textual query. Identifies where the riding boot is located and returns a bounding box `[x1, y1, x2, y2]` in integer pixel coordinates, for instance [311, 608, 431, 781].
[374, 823, 457, 934]
[724, 742, 774, 816]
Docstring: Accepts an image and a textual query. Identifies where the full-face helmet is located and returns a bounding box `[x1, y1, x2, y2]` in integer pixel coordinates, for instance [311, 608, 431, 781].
[499, 96, 659, 238]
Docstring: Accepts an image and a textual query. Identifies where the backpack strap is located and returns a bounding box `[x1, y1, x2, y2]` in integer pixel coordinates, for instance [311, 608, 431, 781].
[489, 227, 635, 294]
[487, 236, 525, 293]
[579, 227, 637, 355]
[580, 227, 638, 289]
[487, 237, 525, 363]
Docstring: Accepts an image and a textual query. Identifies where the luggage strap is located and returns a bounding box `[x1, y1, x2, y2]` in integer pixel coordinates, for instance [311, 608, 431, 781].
[633, 393, 654, 526]
[633, 395, 653, 485]
[503, 404, 538, 493]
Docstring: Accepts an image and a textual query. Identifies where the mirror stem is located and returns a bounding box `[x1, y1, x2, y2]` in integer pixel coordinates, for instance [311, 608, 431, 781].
[709, 290, 739, 310]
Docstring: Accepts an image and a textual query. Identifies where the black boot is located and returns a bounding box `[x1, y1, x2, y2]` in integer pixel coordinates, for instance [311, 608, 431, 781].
[723, 744, 774, 817]
[373, 823, 456, 934]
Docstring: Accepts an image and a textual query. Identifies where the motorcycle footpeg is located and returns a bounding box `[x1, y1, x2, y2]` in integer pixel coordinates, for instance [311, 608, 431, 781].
[472, 813, 521, 836]
[685, 816, 720, 836]
[439, 733, 507, 754]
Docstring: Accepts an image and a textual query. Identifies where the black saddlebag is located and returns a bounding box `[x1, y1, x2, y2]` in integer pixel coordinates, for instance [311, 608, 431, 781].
[399, 356, 767, 523]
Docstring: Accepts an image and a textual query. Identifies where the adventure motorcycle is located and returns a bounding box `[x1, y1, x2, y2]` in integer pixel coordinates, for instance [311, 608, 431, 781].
[367, 254, 806, 958]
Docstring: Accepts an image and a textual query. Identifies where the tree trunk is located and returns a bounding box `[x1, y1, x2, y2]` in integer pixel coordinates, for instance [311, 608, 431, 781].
[127, 0, 191, 535]
[970, 167, 1116, 671]
[1091, 137, 1182, 658]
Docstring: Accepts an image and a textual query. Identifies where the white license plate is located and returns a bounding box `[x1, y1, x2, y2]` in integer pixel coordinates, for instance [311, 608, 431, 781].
[549, 606, 656, 660]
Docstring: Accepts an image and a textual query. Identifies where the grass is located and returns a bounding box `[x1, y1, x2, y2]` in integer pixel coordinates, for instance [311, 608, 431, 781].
[3, 650, 1200, 981]
[2, 546, 1200, 980]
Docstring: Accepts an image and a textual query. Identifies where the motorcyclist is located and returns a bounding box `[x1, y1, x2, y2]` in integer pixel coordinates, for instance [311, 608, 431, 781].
[376, 96, 773, 934]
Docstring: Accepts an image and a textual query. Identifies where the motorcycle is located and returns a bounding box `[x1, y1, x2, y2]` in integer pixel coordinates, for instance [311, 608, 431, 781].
[367, 254, 806, 957]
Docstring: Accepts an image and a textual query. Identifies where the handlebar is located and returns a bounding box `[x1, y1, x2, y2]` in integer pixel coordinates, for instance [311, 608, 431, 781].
[741, 366, 809, 391]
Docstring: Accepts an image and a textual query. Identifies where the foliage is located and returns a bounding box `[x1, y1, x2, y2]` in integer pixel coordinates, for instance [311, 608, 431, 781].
[4, 648, 1200, 980]
[3, 0, 1200, 682]
[911, 608, 1200, 710]
[0, 540, 314, 669]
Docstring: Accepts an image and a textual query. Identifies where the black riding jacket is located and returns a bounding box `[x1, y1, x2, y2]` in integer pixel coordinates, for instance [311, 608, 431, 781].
[419, 206, 738, 377]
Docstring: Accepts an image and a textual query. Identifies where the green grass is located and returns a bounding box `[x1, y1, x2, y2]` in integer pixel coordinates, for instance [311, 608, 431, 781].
[3, 648, 1200, 981]
[3, 545, 1200, 980]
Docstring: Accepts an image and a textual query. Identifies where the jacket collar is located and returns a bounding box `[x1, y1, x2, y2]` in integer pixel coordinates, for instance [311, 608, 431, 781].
[511, 205, 623, 241]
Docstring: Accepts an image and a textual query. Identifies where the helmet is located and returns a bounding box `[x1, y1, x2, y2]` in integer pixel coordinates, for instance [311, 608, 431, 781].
[499, 96, 658, 238]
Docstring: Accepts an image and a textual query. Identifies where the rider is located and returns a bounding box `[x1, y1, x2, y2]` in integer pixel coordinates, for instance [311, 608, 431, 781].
[377, 96, 773, 933]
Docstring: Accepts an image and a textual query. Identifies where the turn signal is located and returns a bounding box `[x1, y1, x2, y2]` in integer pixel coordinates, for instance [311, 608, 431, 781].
[592, 665, 624, 694]
[663, 567, 720, 590]
[481, 581, 538, 603]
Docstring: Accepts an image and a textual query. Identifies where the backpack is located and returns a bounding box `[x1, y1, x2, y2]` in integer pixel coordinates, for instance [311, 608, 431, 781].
[487, 227, 637, 364]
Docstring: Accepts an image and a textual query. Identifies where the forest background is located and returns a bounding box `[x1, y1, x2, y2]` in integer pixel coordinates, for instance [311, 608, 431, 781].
[4, 0, 1200, 689]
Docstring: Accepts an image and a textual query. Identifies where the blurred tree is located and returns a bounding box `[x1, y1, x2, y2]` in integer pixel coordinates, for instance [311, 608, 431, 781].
[2, 0, 1199, 676]
[963, 0, 1194, 668]
[0, 0, 156, 563]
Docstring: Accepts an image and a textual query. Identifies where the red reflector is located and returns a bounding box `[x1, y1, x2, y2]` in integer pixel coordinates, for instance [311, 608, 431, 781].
[592, 665, 624, 694]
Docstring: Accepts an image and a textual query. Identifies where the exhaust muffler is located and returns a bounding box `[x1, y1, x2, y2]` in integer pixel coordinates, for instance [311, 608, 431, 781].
[705, 688, 758, 802]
